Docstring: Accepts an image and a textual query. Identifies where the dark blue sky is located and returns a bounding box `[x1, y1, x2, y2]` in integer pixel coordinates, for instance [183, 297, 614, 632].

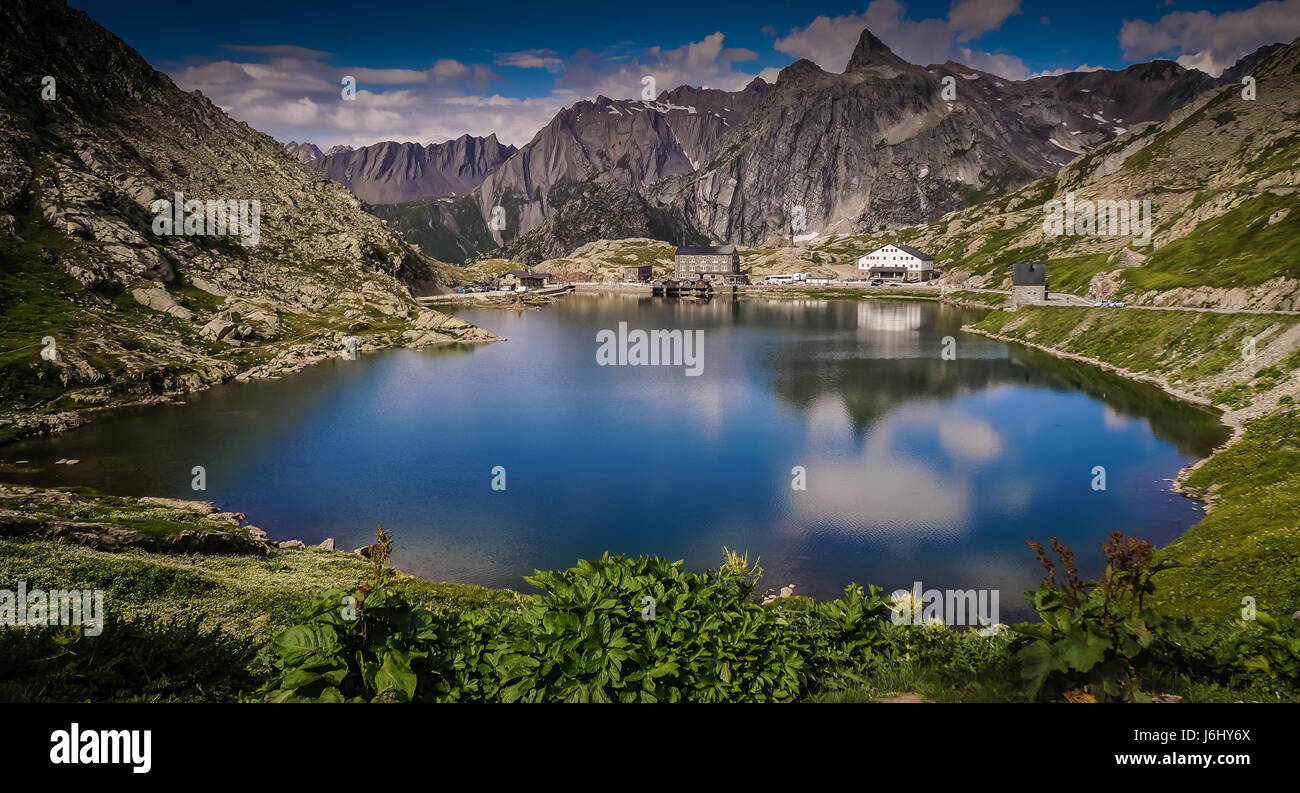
[67, 0, 1299, 147]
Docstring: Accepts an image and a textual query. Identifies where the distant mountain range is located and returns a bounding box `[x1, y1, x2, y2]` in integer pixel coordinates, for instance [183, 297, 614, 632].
[291, 28, 1281, 264]
[297, 135, 517, 205]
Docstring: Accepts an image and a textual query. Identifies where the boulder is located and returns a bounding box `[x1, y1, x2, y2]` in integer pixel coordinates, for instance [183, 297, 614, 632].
[132, 287, 194, 321]
[202, 511, 245, 526]
[139, 496, 216, 514]
[164, 529, 268, 556]
[317, 537, 336, 550]
[190, 276, 229, 297]
[201, 317, 236, 340]
[278, 539, 305, 549]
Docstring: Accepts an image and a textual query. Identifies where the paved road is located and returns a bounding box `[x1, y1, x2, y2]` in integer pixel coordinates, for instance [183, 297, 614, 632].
[953, 287, 1300, 316]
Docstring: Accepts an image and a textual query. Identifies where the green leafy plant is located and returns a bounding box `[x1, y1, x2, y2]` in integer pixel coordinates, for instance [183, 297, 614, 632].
[490, 551, 809, 702]
[259, 526, 502, 702]
[260, 539, 911, 702]
[1013, 533, 1173, 701]
[1227, 612, 1300, 681]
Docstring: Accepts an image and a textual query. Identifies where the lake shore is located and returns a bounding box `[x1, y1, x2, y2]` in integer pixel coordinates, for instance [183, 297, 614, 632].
[963, 305, 1300, 621]
[0, 307, 501, 446]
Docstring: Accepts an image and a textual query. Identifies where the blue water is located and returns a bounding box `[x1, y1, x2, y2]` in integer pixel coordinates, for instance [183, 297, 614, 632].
[4, 294, 1227, 619]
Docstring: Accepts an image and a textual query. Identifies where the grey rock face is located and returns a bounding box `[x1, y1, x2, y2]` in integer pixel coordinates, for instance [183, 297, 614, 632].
[200, 317, 236, 340]
[474, 80, 770, 247]
[131, 287, 194, 321]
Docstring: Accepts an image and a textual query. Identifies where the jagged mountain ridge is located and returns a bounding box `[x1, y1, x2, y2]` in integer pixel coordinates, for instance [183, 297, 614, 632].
[306, 134, 517, 205]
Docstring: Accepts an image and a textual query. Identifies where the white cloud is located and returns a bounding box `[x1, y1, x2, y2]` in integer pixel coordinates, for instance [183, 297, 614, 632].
[495, 49, 564, 70]
[948, 0, 1022, 42]
[1119, 0, 1300, 76]
[1026, 63, 1106, 79]
[169, 30, 771, 150]
[773, 0, 1034, 79]
[221, 44, 333, 59]
[559, 32, 764, 100]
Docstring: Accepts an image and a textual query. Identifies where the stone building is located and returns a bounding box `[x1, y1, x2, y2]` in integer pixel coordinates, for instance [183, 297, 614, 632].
[1011, 262, 1047, 304]
[674, 245, 748, 284]
[621, 264, 652, 282]
[500, 269, 552, 290]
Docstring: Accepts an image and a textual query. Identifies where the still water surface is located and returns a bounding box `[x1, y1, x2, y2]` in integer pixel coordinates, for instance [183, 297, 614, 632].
[5, 294, 1228, 619]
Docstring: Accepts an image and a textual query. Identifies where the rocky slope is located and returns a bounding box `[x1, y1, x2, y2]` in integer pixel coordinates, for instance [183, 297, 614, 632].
[0, 0, 494, 442]
[309, 134, 517, 205]
[498, 175, 708, 265]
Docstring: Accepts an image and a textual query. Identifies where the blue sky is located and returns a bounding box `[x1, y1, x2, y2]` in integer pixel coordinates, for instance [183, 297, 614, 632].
[70, 0, 1300, 147]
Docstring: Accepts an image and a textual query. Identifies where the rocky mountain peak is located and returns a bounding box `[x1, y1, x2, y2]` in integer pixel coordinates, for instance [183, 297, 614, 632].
[845, 28, 911, 72]
[284, 141, 323, 163]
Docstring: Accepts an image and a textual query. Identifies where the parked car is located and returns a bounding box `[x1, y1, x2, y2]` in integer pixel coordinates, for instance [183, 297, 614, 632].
[871, 279, 884, 286]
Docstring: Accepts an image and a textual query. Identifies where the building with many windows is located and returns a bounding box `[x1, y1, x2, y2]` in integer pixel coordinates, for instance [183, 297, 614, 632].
[857, 243, 936, 282]
[674, 245, 748, 284]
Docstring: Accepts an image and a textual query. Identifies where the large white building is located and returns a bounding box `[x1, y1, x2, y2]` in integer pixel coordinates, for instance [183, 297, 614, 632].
[857, 243, 936, 282]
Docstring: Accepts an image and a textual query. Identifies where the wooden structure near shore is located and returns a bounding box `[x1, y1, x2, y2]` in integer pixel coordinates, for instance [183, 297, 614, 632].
[651, 278, 736, 297]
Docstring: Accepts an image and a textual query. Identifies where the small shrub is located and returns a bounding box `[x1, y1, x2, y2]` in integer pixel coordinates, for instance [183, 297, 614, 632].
[1013, 533, 1171, 701]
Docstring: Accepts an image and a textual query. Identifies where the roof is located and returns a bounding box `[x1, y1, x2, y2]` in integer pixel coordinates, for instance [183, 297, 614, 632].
[1012, 262, 1046, 286]
[676, 245, 736, 255]
[864, 242, 933, 261]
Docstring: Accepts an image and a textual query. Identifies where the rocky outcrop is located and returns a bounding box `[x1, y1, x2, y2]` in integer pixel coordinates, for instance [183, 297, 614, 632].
[499, 177, 706, 265]
[402, 308, 503, 347]
[131, 287, 195, 321]
[0, 485, 270, 556]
